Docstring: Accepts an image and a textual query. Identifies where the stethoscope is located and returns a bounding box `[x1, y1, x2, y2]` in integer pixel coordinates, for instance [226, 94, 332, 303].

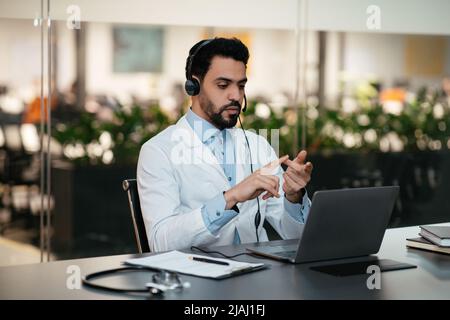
[82, 266, 190, 297]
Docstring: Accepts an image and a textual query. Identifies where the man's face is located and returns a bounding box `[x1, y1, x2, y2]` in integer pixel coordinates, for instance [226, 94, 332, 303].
[197, 56, 247, 130]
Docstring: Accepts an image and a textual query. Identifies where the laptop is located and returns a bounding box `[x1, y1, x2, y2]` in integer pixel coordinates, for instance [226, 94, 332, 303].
[247, 186, 399, 264]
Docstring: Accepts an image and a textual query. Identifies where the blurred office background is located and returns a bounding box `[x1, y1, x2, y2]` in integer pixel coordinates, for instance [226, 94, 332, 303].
[0, 0, 449, 265]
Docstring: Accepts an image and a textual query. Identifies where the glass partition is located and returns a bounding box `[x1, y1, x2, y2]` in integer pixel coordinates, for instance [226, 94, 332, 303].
[0, 0, 48, 264]
[0, 0, 449, 263]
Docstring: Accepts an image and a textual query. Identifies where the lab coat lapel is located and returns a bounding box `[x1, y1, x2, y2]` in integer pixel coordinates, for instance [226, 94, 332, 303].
[176, 117, 229, 187]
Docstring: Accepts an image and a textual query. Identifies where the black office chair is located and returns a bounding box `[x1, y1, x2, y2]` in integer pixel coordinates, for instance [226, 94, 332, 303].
[122, 179, 150, 253]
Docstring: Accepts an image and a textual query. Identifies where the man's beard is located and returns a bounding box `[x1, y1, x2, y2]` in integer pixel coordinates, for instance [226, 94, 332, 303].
[200, 95, 241, 130]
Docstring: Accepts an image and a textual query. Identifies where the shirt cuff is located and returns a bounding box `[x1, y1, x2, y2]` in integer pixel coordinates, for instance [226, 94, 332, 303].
[201, 192, 239, 234]
[284, 189, 311, 223]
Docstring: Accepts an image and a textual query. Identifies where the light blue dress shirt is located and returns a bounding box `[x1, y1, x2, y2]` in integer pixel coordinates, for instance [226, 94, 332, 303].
[186, 109, 308, 243]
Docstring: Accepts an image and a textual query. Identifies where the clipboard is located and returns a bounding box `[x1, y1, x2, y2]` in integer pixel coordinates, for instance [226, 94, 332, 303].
[214, 263, 269, 280]
[124, 250, 269, 280]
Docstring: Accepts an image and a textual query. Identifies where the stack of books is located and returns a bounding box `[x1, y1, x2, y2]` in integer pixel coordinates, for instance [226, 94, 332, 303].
[406, 225, 450, 255]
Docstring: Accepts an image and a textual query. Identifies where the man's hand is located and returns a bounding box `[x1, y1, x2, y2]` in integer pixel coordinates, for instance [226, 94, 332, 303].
[223, 155, 289, 210]
[282, 150, 313, 204]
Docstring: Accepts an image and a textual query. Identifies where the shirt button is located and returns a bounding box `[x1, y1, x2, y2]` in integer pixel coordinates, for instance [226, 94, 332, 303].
[228, 177, 232, 181]
[216, 211, 221, 216]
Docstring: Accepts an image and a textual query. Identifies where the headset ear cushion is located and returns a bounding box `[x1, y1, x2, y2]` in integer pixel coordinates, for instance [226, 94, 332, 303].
[185, 79, 200, 96]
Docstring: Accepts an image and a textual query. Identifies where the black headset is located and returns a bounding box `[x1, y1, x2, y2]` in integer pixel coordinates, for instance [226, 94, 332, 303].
[185, 39, 213, 97]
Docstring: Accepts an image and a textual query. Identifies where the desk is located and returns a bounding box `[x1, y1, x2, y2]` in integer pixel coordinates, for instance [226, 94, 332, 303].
[1, 224, 449, 299]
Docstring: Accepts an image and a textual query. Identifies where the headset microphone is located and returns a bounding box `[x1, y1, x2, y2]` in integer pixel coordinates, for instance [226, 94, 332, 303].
[242, 94, 247, 113]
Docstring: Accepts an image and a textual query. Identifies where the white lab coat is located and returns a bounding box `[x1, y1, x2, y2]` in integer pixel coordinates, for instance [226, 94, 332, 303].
[137, 115, 307, 252]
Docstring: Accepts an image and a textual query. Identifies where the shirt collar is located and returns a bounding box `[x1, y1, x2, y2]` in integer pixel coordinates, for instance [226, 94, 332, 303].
[186, 108, 224, 143]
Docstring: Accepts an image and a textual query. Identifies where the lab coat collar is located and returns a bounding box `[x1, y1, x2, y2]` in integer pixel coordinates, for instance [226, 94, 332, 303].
[174, 115, 250, 185]
[185, 108, 222, 144]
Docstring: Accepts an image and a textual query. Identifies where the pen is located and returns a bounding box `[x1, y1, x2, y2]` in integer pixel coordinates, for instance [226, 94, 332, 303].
[189, 256, 230, 266]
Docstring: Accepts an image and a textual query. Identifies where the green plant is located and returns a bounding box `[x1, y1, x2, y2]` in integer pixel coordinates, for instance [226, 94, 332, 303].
[54, 86, 450, 166]
[54, 104, 174, 165]
[241, 86, 450, 156]
[306, 86, 450, 154]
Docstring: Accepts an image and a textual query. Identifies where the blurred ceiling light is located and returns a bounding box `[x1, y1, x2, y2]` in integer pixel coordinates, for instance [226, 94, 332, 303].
[306, 107, 318, 120]
[343, 133, 356, 148]
[285, 110, 297, 126]
[389, 132, 404, 152]
[380, 132, 404, 152]
[20, 124, 40, 153]
[433, 103, 445, 119]
[87, 142, 103, 158]
[342, 97, 358, 114]
[428, 140, 442, 151]
[11, 185, 28, 211]
[102, 150, 114, 164]
[382, 101, 403, 115]
[333, 126, 344, 141]
[417, 138, 427, 151]
[0, 96, 24, 114]
[30, 193, 54, 215]
[379, 136, 390, 152]
[255, 103, 271, 119]
[307, 96, 319, 108]
[364, 129, 377, 144]
[74, 143, 85, 158]
[63, 145, 74, 159]
[4, 126, 22, 150]
[99, 131, 113, 150]
[41, 134, 63, 156]
[357, 114, 370, 126]
[63, 143, 85, 159]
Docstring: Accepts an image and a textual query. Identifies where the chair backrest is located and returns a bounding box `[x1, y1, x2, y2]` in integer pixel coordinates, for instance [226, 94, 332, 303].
[122, 179, 150, 253]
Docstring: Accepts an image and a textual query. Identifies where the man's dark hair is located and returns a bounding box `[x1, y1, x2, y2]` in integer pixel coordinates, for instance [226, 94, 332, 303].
[185, 37, 249, 81]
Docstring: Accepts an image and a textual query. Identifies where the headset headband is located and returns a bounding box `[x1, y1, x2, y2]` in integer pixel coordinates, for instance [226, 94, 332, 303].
[186, 39, 213, 80]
